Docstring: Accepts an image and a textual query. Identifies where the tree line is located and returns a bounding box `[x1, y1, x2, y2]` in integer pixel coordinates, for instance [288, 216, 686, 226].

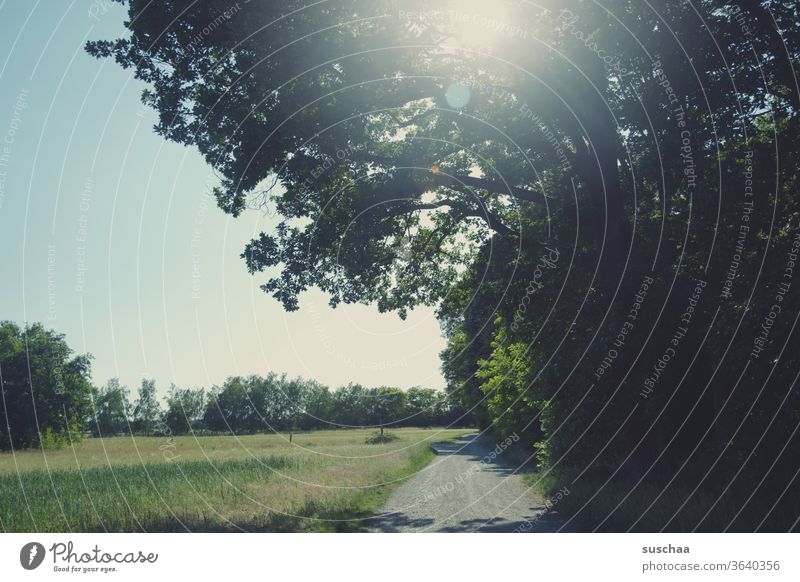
[0, 321, 467, 451]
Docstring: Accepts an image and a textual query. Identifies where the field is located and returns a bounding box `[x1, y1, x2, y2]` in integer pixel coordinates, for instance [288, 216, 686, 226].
[0, 428, 470, 532]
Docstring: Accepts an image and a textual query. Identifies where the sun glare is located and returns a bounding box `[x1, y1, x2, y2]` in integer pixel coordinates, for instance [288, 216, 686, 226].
[445, 0, 515, 52]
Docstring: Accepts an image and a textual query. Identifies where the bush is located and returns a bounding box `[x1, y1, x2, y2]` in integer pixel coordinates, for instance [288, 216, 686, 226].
[35, 427, 73, 450]
[365, 431, 399, 444]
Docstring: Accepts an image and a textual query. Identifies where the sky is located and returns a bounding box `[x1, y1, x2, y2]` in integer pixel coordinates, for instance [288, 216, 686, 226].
[0, 1, 447, 394]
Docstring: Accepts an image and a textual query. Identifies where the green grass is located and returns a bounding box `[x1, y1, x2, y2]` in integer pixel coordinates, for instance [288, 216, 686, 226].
[521, 469, 556, 494]
[0, 427, 470, 532]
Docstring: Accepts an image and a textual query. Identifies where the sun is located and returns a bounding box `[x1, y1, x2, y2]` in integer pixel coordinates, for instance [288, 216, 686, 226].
[444, 0, 515, 52]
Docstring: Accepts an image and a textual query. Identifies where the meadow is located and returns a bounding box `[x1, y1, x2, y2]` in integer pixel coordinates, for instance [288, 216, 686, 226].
[0, 428, 470, 532]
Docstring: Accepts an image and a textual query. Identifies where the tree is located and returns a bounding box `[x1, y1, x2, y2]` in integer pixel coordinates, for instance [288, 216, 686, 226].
[405, 387, 438, 426]
[271, 377, 332, 437]
[243, 373, 281, 432]
[330, 383, 370, 426]
[132, 379, 162, 435]
[164, 384, 205, 434]
[299, 379, 332, 431]
[367, 387, 407, 436]
[432, 390, 468, 427]
[0, 321, 94, 450]
[204, 377, 251, 433]
[92, 379, 131, 437]
[275, 376, 305, 441]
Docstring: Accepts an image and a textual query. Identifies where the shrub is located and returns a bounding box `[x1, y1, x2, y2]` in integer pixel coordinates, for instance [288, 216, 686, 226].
[365, 431, 399, 444]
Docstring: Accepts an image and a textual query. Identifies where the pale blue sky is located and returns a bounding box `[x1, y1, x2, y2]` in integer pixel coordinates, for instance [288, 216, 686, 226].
[0, 1, 446, 393]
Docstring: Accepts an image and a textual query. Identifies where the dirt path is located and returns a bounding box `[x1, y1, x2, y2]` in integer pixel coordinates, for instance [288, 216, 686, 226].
[369, 433, 562, 532]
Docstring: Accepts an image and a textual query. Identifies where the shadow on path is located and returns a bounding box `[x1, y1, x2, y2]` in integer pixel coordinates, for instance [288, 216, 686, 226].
[369, 433, 565, 532]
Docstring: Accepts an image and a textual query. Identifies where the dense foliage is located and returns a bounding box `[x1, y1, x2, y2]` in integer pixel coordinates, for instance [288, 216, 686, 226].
[0, 321, 94, 450]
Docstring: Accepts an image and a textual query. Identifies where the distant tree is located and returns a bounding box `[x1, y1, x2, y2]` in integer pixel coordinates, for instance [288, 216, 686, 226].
[203, 377, 250, 433]
[298, 379, 331, 431]
[405, 387, 438, 426]
[203, 375, 333, 435]
[91, 379, 131, 437]
[330, 383, 370, 426]
[244, 373, 286, 432]
[132, 379, 162, 435]
[278, 376, 307, 440]
[0, 321, 94, 450]
[433, 390, 468, 427]
[367, 387, 407, 436]
[147, 373, 471, 435]
[164, 384, 205, 434]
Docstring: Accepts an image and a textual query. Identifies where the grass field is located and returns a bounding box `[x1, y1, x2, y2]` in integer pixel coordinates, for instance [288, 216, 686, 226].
[0, 428, 471, 532]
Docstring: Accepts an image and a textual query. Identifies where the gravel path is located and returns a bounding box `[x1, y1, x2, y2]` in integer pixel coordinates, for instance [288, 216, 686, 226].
[369, 433, 562, 532]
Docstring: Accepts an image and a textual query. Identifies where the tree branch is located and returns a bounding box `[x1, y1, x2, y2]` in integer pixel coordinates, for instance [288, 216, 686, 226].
[378, 198, 516, 236]
[428, 172, 544, 205]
